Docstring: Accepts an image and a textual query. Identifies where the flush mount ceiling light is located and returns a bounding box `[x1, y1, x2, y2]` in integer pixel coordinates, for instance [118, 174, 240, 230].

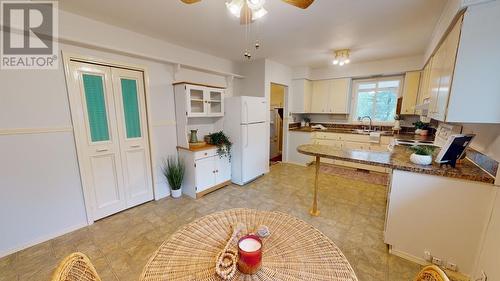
[332, 49, 351, 66]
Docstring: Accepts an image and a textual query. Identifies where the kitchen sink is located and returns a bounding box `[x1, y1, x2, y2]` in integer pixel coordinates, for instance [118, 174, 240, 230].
[352, 129, 390, 135]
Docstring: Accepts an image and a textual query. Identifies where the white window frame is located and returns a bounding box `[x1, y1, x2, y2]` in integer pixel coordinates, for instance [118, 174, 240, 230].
[350, 75, 404, 126]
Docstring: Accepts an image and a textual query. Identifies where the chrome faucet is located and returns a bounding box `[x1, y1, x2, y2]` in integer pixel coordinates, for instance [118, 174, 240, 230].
[359, 116, 372, 131]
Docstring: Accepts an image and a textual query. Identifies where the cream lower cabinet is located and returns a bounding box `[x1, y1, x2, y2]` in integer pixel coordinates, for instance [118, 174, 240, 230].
[311, 132, 392, 173]
[178, 147, 231, 198]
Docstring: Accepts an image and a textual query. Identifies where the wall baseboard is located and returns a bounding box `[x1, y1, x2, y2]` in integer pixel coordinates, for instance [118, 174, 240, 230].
[0, 222, 88, 258]
[389, 246, 428, 266]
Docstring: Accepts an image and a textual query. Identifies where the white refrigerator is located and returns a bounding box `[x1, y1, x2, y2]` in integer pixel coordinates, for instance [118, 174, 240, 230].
[224, 96, 269, 185]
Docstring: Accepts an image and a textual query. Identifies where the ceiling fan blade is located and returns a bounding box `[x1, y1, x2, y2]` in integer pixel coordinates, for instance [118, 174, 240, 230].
[240, 2, 253, 25]
[180, 0, 201, 4]
[281, 0, 314, 9]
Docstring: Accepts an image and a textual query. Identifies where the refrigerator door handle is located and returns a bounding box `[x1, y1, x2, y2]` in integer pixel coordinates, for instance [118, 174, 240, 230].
[243, 101, 248, 124]
[245, 125, 249, 148]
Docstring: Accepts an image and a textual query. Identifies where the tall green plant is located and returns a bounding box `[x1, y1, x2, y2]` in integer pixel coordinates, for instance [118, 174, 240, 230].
[162, 156, 185, 190]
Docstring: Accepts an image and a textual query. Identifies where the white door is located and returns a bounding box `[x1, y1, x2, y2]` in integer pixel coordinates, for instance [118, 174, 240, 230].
[195, 157, 216, 192]
[242, 122, 268, 183]
[67, 61, 153, 221]
[206, 88, 224, 117]
[186, 85, 207, 117]
[241, 97, 267, 124]
[215, 156, 231, 184]
[111, 68, 154, 207]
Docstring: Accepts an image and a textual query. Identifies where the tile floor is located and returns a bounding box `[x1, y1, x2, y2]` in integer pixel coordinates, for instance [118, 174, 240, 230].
[0, 163, 422, 281]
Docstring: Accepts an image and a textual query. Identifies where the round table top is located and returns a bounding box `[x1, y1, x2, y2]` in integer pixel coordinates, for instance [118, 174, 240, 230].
[140, 208, 358, 281]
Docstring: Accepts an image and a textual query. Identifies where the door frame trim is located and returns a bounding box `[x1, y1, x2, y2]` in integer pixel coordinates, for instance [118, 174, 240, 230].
[62, 51, 157, 225]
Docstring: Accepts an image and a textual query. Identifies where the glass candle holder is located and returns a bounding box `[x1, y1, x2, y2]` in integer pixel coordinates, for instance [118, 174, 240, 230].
[237, 234, 262, 274]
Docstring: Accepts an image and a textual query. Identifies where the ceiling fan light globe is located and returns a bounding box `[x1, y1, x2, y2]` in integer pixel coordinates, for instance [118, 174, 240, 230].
[247, 0, 265, 10]
[226, 0, 243, 17]
[345, 59, 350, 64]
[339, 61, 345, 66]
[252, 7, 268, 20]
[332, 59, 339, 65]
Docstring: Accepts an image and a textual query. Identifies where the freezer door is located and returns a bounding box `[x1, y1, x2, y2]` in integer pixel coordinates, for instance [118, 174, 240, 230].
[241, 97, 267, 124]
[241, 122, 268, 183]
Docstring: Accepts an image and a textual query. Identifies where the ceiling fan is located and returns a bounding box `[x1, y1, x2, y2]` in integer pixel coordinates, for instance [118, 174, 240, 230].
[180, 0, 315, 24]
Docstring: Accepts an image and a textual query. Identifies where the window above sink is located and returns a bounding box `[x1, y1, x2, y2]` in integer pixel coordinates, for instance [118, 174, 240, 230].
[351, 76, 403, 124]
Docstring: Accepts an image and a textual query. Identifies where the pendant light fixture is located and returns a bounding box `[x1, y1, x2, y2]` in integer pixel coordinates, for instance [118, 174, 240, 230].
[332, 49, 351, 66]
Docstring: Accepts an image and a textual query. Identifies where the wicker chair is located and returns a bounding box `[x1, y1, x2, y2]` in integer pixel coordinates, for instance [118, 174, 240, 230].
[51, 252, 102, 281]
[414, 265, 450, 281]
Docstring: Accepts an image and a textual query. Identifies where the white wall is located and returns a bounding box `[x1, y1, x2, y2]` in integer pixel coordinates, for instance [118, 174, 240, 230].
[308, 55, 423, 80]
[0, 10, 236, 257]
[474, 189, 500, 280]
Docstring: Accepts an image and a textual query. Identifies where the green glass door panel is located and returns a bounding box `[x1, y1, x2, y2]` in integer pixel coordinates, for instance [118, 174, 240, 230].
[82, 74, 110, 142]
[120, 79, 142, 138]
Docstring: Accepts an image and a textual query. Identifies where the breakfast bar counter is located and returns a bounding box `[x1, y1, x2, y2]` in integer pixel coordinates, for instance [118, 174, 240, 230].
[297, 144, 495, 216]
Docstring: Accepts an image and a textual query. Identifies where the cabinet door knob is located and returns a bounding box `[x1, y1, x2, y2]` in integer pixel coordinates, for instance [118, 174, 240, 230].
[204, 152, 208, 156]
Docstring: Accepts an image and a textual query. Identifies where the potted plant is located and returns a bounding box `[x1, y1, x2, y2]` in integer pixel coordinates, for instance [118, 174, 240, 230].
[207, 131, 232, 160]
[413, 121, 430, 136]
[409, 145, 436, 165]
[303, 117, 311, 127]
[162, 156, 185, 198]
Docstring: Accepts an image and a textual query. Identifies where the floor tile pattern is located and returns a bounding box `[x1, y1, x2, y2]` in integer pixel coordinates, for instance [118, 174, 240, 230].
[0, 163, 422, 281]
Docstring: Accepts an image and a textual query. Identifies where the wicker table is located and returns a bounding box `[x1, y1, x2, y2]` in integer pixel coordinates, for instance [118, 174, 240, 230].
[140, 208, 358, 281]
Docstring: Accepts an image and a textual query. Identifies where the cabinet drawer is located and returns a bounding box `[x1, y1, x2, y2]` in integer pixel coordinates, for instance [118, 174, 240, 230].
[339, 133, 370, 142]
[194, 148, 217, 160]
[315, 132, 341, 140]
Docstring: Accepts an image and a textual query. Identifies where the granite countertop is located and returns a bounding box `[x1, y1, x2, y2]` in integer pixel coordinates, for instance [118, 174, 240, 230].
[290, 126, 393, 135]
[297, 144, 495, 184]
[290, 126, 434, 142]
[177, 144, 217, 152]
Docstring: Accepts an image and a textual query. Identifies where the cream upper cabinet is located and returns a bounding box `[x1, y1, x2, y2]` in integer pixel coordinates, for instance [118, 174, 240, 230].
[291, 79, 312, 113]
[311, 80, 329, 113]
[429, 17, 462, 121]
[400, 71, 421, 115]
[328, 78, 351, 114]
[421, 1, 500, 123]
[311, 78, 351, 114]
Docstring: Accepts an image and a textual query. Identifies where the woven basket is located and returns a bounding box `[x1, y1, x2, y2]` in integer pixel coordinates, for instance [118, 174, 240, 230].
[140, 208, 358, 281]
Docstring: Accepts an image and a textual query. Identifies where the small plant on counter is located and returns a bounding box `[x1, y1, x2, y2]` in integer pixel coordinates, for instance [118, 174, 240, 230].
[409, 145, 436, 165]
[207, 131, 232, 160]
[162, 156, 185, 198]
[410, 145, 435, 156]
[303, 117, 311, 127]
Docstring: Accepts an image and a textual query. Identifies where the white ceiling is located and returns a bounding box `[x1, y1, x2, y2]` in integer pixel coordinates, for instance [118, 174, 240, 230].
[59, 0, 447, 68]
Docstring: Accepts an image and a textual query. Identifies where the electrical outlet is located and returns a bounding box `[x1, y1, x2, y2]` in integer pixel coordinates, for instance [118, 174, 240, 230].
[424, 251, 432, 262]
[431, 257, 444, 266]
[445, 262, 457, 271]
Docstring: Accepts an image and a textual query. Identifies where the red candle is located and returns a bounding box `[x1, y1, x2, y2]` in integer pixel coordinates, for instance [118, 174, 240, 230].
[237, 235, 262, 274]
